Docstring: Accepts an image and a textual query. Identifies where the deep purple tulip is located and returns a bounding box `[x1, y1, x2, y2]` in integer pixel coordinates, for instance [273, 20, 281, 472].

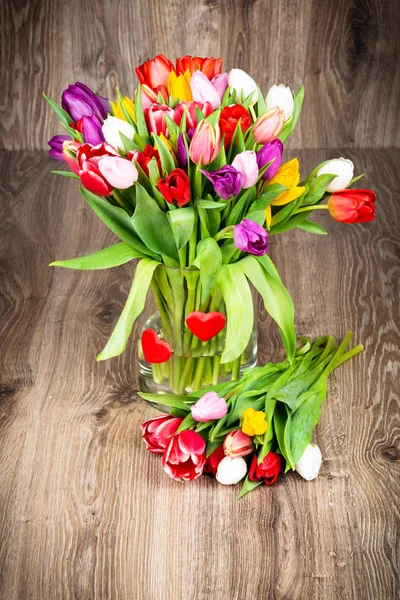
[177, 133, 188, 169]
[233, 219, 268, 256]
[48, 134, 71, 162]
[61, 82, 109, 123]
[81, 114, 105, 145]
[201, 165, 243, 200]
[256, 139, 283, 181]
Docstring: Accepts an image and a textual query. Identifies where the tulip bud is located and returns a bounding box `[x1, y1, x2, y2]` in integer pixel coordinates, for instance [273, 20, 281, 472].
[102, 116, 135, 152]
[211, 73, 229, 101]
[191, 391, 228, 422]
[190, 71, 221, 110]
[295, 443, 322, 481]
[216, 456, 247, 485]
[228, 69, 258, 106]
[223, 430, 253, 458]
[265, 84, 294, 121]
[189, 120, 221, 165]
[98, 156, 138, 189]
[317, 158, 354, 193]
[139, 85, 159, 111]
[252, 107, 284, 145]
[231, 151, 259, 188]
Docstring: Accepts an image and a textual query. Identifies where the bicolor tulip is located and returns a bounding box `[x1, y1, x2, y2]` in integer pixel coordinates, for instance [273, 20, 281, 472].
[62, 139, 83, 174]
[176, 55, 222, 80]
[189, 120, 221, 164]
[139, 84, 163, 111]
[265, 84, 294, 121]
[162, 430, 206, 481]
[204, 445, 225, 476]
[201, 165, 243, 199]
[167, 70, 193, 102]
[228, 68, 258, 105]
[231, 151, 259, 188]
[157, 168, 191, 206]
[252, 107, 285, 144]
[98, 156, 138, 189]
[141, 415, 184, 454]
[234, 219, 268, 256]
[110, 95, 135, 123]
[223, 430, 254, 458]
[211, 73, 229, 101]
[295, 443, 322, 481]
[145, 103, 174, 138]
[317, 157, 354, 193]
[241, 407, 268, 436]
[191, 392, 228, 422]
[249, 451, 282, 485]
[328, 189, 376, 223]
[48, 134, 70, 162]
[256, 139, 283, 181]
[61, 82, 109, 123]
[219, 104, 251, 149]
[216, 456, 247, 485]
[266, 158, 306, 228]
[102, 115, 135, 152]
[128, 145, 161, 177]
[190, 71, 221, 110]
[135, 54, 175, 90]
[173, 101, 213, 130]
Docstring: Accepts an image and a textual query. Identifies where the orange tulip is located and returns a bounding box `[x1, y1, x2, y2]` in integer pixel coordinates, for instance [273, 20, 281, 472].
[135, 54, 175, 89]
[176, 55, 222, 80]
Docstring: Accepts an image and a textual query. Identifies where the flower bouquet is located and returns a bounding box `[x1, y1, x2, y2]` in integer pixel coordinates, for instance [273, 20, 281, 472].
[46, 53, 376, 400]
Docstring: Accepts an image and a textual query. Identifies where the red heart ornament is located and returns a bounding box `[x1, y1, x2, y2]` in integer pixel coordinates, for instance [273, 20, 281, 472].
[141, 329, 172, 363]
[186, 311, 226, 342]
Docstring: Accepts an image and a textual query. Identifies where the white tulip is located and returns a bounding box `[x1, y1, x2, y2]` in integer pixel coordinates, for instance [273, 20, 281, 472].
[265, 84, 294, 121]
[228, 69, 258, 106]
[295, 444, 322, 481]
[216, 456, 247, 485]
[102, 116, 135, 152]
[317, 157, 354, 193]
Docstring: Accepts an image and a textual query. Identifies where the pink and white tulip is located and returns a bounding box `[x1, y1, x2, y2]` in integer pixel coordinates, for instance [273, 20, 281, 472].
[191, 392, 228, 422]
[98, 156, 138, 189]
[253, 107, 285, 144]
[265, 84, 294, 121]
[232, 151, 259, 188]
[223, 429, 253, 458]
[190, 71, 221, 110]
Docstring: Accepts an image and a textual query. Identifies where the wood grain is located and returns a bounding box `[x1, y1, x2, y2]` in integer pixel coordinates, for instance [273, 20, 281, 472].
[0, 148, 399, 599]
[1, 0, 399, 151]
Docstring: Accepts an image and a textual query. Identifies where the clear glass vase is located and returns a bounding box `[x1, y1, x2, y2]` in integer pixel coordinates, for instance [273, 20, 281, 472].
[138, 265, 258, 398]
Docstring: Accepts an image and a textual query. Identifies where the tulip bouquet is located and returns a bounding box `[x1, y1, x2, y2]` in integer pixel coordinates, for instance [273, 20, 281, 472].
[46, 53, 376, 397]
[140, 332, 363, 495]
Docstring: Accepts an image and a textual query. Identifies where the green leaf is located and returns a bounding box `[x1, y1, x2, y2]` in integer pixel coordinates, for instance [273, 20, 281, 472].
[251, 184, 288, 212]
[119, 131, 142, 153]
[349, 173, 364, 186]
[279, 85, 304, 144]
[138, 392, 190, 411]
[165, 114, 179, 145]
[206, 441, 223, 458]
[167, 207, 195, 250]
[236, 476, 262, 500]
[134, 84, 149, 140]
[193, 237, 222, 304]
[43, 93, 72, 129]
[221, 242, 238, 264]
[131, 183, 179, 262]
[297, 220, 328, 235]
[116, 88, 136, 128]
[51, 170, 79, 179]
[274, 403, 295, 469]
[97, 258, 159, 360]
[245, 210, 265, 226]
[217, 263, 254, 363]
[177, 413, 197, 432]
[290, 377, 327, 464]
[301, 174, 335, 206]
[255, 85, 267, 116]
[197, 199, 226, 209]
[80, 187, 159, 260]
[50, 242, 144, 270]
[205, 109, 221, 126]
[153, 134, 175, 176]
[227, 188, 256, 226]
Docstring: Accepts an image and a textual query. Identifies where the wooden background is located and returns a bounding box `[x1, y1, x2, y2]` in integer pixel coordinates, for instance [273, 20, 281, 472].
[1, 1, 399, 599]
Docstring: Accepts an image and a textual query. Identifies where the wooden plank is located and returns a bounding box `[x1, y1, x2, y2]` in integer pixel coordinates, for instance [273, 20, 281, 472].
[0, 148, 399, 599]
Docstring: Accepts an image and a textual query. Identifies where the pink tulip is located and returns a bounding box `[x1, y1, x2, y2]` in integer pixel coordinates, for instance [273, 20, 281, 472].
[231, 151, 259, 188]
[140, 415, 183, 454]
[223, 429, 254, 458]
[145, 103, 175, 137]
[211, 73, 229, 101]
[189, 120, 221, 165]
[190, 71, 221, 110]
[253, 107, 285, 144]
[62, 140, 81, 174]
[162, 430, 206, 481]
[140, 84, 159, 111]
[98, 156, 138, 189]
[191, 391, 228, 422]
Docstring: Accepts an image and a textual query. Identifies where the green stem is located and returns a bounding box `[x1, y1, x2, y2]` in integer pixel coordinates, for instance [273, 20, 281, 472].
[214, 226, 234, 242]
[231, 356, 241, 381]
[293, 205, 330, 215]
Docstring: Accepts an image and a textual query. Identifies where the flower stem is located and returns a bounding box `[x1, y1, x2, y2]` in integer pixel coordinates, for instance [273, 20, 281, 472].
[293, 205, 330, 214]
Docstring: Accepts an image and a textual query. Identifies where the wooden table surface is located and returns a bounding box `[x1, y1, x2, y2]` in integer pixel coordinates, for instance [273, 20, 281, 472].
[0, 148, 399, 600]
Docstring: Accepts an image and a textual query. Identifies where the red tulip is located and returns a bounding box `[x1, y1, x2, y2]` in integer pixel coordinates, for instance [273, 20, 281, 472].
[204, 444, 225, 476]
[76, 142, 119, 164]
[158, 168, 191, 206]
[79, 156, 114, 196]
[162, 430, 206, 481]
[223, 430, 254, 458]
[189, 120, 221, 165]
[249, 451, 282, 485]
[219, 104, 252, 149]
[327, 189, 376, 223]
[128, 144, 161, 177]
[145, 103, 174, 138]
[173, 101, 213, 130]
[176, 55, 222, 80]
[140, 415, 183, 454]
[135, 54, 175, 89]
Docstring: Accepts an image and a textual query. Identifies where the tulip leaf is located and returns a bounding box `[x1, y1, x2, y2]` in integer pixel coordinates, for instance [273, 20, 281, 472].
[205, 109, 221, 126]
[167, 207, 195, 250]
[193, 237, 222, 304]
[256, 86, 267, 117]
[227, 188, 256, 226]
[195, 107, 206, 123]
[250, 184, 288, 212]
[97, 258, 160, 360]
[164, 114, 179, 145]
[115, 88, 136, 129]
[119, 132, 142, 153]
[290, 377, 327, 464]
[245, 210, 265, 226]
[205, 441, 223, 458]
[301, 174, 335, 206]
[43, 93, 72, 129]
[197, 199, 226, 209]
[138, 392, 190, 411]
[134, 84, 150, 140]
[79, 187, 159, 260]
[274, 403, 295, 469]
[50, 242, 145, 270]
[270, 196, 304, 228]
[279, 85, 304, 144]
[153, 134, 175, 176]
[297, 220, 328, 235]
[131, 183, 179, 263]
[51, 170, 80, 179]
[221, 242, 239, 264]
[236, 476, 262, 500]
[349, 173, 364, 186]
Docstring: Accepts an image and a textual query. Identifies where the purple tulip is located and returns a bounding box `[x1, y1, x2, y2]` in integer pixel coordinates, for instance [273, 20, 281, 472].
[201, 165, 243, 200]
[234, 219, 268, 256]
[81, 114, 105, 145]
[61, 82, 110, 123]
[256, 139, 283, 181]
[48, 134, 70, 162]
[177, 133, 188, 169]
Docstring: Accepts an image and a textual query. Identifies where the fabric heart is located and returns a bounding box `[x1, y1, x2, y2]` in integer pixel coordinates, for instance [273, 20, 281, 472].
[141, 329, 172, 363]
[186, 311, 226, 342]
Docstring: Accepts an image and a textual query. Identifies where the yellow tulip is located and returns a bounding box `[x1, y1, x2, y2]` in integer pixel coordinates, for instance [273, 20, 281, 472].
[110, 96, 136, 123]
[167, 69, 192, 102]
[265, 158, 306, 229]
[241, 408, 268, 436]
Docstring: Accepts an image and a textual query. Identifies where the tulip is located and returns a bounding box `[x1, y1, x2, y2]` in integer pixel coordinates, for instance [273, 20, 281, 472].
[176, 55, 222, 80]
[48, 134, 70, 161]
[223, 430, 253, 458]
[233, 219, 268, 256]
[76, 142, 119, 163]
[216, 456, 247, 485]
[256, 139, 283, 181]
[191, 391, 228, 422]
[98, 156, 138, 189]
[73, 142, 120, 195]
[266, 158, 306, 228]
[157, 168, 191, 206]
[190, 71, 221, 109]
[204, 445, 225, 476]
[249, 451, 282, 485]
[79, 157, 113, 196]
[252, 107, 285, 144]
[241, 407, 268, 436]
[140, 415, 183, 454]
[62, 139, 82, 174]
[317, 158, 354, 193]
[211, 73, 229, 101]
[128, 144, 161, 177]
[145, 103, 174, 138]
[328, 189, 376, 223]
[135, 54, 175, 90]
[139, 84, 161, 111]
[219, 104, 252, 149]
[176, 133, 188, 169]
[173, 101, 213, 130]
[265, 84, 294, 121]
[110, 96, 135, 123]
[61, 82, 109, 123]
[167, 70, 193, 102]
[228, 68, 258, 106]
[295, 443, 322, 481]
[79, 114, 105, 145]
[201, 165, 243, 199]
[102, 115, 136, 152]
[189, 120, 221, 165]
[231, 151, 259, 188]
[162, 430, 206, 481]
